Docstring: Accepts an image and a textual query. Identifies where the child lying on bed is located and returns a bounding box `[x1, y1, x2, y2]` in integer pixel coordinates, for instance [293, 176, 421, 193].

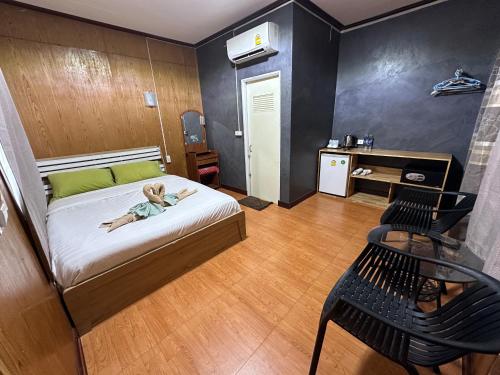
[100, 183, 197, 232]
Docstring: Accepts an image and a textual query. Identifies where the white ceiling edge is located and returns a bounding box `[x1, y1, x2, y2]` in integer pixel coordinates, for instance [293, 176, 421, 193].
[197, 0, 447, 48]
[13, 0, 449, 46]
[312, 0, 426, 25]
[341, 0, 449, 33]
[196, 0, 342, 49]
[15, 0, 278, 44]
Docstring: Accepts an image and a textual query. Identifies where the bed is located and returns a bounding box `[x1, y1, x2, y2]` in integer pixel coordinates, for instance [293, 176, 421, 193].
[37, 146, 246, 334]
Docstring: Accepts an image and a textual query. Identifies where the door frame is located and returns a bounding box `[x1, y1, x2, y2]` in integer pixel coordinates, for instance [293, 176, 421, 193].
[240, 70, 281, 199]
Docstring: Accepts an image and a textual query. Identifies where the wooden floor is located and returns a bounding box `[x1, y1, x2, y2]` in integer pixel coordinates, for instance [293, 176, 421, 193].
[81, 190, 461, 375]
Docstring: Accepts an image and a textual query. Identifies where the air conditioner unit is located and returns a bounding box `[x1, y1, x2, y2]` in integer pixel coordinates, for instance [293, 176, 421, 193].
[226, 22, 279, 64]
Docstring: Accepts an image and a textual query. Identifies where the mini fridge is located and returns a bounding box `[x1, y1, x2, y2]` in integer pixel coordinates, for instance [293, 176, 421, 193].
[318, 153, 350, 197]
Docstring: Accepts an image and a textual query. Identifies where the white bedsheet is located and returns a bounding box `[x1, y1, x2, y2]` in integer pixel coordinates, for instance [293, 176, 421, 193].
[47, 175, 240, 288]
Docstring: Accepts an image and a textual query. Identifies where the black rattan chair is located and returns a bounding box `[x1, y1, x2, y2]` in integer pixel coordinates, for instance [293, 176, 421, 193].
[309, 241, 500, 375]
[380, 188, 477, 235]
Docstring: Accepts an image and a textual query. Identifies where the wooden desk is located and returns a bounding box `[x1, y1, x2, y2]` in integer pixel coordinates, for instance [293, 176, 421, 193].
[319, 147, 452, 162]
[317, 148, 453, 208]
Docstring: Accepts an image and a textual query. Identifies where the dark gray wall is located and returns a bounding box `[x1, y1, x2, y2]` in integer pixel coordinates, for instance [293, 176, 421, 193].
[195, 30, 244, 191]
[290, 6, 340, 202]
[197, 4, 340, 204]
[197, 4, 294, 201]
[333, 0, 500, 166]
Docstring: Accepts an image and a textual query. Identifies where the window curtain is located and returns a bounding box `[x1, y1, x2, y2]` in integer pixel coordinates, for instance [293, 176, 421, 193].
[0, 69, 49, 265]
[451, 52, 500, 242]
[465, 129, 500, 280]
[460, 51, 500, 194]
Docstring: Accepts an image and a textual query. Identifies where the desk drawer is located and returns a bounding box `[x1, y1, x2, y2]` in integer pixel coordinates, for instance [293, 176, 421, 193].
[197, 157, 218, 166]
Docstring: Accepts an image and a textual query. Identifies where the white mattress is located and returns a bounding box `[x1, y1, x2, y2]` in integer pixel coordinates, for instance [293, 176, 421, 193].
[47, 175, 240, 288]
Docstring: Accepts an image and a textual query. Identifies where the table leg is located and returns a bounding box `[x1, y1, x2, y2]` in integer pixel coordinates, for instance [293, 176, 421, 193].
[462, 354, 472, 375]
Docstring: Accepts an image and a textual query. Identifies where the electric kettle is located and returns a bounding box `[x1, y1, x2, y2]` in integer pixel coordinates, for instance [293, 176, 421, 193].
[343, 134, 358, 149]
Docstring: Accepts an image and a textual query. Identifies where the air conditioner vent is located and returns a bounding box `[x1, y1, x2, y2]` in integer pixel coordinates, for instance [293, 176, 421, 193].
[233, 48, 266, 62]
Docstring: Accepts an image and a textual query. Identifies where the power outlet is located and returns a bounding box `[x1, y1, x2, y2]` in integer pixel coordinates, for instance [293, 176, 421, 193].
[166, 155, 172, 163]
[235, 130, 243, 137]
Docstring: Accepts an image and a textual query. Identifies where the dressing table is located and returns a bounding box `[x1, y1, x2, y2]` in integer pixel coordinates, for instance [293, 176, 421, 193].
[181, 110, 220, 188]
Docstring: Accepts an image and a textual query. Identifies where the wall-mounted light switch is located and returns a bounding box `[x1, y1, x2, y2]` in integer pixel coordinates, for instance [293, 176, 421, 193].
[235, 130, 243, 137]
[166, 155, 172, 163]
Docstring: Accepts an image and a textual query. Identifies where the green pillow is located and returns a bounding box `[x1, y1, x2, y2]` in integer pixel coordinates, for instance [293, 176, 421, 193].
[111, 161, 165, 184]
[48, 168, 115, 200]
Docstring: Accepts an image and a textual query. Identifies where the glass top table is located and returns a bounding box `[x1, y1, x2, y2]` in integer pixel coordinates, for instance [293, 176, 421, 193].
[368, 225, 484, 284]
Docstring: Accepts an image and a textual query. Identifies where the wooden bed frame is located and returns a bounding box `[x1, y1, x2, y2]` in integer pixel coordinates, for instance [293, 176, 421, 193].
[36, 147, 246, 334]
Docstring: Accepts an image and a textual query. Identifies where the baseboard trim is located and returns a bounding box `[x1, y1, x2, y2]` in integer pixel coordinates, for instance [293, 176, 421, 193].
[221, 184, 247, 195]
[74, 329, 88, 375]
[278, 190, 316, 209]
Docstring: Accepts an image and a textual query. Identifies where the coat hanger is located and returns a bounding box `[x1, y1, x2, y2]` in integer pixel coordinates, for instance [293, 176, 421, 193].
[431, 68, 485, 97]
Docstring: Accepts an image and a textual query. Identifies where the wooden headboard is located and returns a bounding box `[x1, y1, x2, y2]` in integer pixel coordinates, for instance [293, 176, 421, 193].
[36, 146, 165, 197]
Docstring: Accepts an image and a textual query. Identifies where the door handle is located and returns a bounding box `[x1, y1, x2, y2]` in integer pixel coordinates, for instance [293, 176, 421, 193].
[248, 144, 252, 154]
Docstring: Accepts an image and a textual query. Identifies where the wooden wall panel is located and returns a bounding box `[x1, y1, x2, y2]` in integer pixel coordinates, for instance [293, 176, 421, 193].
[149, 39, 204, 177]
[0, 3, 147, 59]
[0, 176, 80, 374]
[0, 3, 203, 177]
[0, 37, 163, 157]
[0, 3, 105, 51]
[148, 38, 186, 65]
[151, 60, 188, 177]
[183, 48, 199, 67]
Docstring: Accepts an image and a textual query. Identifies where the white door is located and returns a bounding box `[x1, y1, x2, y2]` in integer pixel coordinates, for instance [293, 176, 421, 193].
[243, 73, 280, 203]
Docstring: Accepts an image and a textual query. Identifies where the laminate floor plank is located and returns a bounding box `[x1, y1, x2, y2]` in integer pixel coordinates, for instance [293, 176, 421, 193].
[81, 191, 461, 375]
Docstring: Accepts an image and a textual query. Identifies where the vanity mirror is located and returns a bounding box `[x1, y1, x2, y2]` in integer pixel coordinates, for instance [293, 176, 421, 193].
[181, 110, 208, 154]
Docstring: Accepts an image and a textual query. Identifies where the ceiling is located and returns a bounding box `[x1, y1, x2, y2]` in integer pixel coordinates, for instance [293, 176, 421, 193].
[18, 0, 277, 44]
[311, 0, 424, 25]
[18, 0, 430, 44]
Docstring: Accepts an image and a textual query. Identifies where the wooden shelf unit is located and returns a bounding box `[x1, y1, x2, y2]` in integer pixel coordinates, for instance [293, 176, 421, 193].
[318, 148, 452, 208]
[348, 192, 389, 208]
[350, 165, 443, 191]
